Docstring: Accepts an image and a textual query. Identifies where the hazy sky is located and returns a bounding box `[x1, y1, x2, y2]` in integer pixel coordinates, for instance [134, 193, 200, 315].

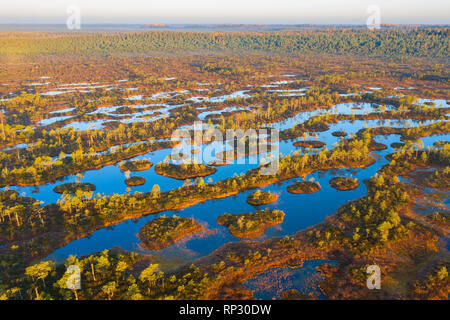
[1, 0, 449, 24]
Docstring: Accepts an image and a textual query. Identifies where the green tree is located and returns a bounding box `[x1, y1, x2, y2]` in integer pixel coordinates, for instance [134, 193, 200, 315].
[25, 261, 55, 299]
[139, 264, 159, 293]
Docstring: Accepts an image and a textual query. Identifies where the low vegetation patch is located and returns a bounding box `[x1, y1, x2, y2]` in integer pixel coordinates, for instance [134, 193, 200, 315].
[246, 190, 278, 206]
[425, 211, 450, 229]
[154, 163, 217, 180]
[423, 167, 450, 190]
[391, 142, 405, 149]
[329, 177, 360, 191]
[124, 176, 146, 186]
[53, 182, 96, 194]
[412, 262, 450, 300]
[433, 141, 449, 148]
[207, 160, 230, 167]
[293, 140, 326, 148]
[217, 210, 285, 238]
[331, 131, 348, 137]
[287, 181, 321, 194]
[119, 160, 153, 171]
[138, 216, 203, 250]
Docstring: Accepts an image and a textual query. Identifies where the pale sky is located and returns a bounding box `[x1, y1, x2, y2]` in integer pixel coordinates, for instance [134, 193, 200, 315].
[0, 0, 449, 24]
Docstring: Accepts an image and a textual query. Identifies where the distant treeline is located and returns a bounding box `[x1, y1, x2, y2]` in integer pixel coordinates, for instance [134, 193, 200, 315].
[0, 29, 448, 58]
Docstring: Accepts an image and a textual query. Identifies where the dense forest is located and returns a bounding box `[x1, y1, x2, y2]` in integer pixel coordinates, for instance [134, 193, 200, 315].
[0, 28, 448, 58]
